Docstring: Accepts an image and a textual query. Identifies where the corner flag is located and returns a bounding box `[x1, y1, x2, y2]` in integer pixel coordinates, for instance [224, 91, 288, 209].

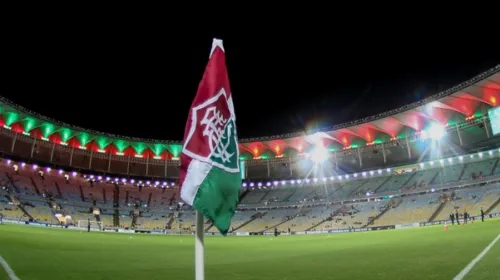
[179, 39, 241, 235]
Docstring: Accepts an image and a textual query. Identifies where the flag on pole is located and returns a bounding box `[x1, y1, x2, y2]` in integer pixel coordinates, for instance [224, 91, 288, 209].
[179, 39, 241, 235]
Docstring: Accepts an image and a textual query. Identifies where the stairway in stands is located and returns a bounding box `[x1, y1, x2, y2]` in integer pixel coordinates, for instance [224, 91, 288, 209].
[10, 196, 34, 220]
[4, 173, 20, 193]
[305, 187, 321, 200]
[399, 173, 417, 190]
[112, 184, 120, 227]
[429, 172, 441, 185]
[305, 217, 331, 232]
[204, 221, 213, 232]
[362, 207, 391, 228]
[281, 191, 297, 203]
[490, 159, 499, 176]
[458, 164, 468, 181]
[363, 198, 402, 228]
[428, 199, 447, 222]
[29, 177, 41, 195]
[485, 198, 500, 215]
[54, 181, 63, 198]
[238, 189, 250, 203]
[260, 215, 297, 233]
[373, 176, 394, 193]
[230, 213, 265, 233]
[258, 191, 270, 203]
[349, 180, 369, 196]
[4, 190, 34, 220]
[79, 185, 85, 201]
[17, 204, 34, 220]
[131, 214, 138, 228]
[166, 215, 176, 229]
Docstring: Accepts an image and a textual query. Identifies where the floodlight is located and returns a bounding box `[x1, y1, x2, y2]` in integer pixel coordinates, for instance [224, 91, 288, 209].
[423, 123, 445, 140]
[310, 146, 328, 163]
[306, 132, 335, 145]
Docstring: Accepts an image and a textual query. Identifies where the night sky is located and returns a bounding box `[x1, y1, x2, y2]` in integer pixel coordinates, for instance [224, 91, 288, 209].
[3, 16, 499, 141]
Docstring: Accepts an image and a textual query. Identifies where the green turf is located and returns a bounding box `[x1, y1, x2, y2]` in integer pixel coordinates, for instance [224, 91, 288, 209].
[0, 219, 499, 280]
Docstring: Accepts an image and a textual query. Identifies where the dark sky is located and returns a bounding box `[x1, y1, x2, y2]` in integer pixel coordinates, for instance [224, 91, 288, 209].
[3, 15, 499, 141]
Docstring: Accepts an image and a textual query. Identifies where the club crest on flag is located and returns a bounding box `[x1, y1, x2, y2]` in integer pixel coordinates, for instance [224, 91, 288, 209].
[182, 88, 239, 173]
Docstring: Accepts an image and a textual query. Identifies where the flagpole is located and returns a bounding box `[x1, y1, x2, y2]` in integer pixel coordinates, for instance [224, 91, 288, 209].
[195, 210, 205, 280]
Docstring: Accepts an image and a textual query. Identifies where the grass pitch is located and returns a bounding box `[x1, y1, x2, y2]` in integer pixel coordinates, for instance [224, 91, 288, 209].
[0, 220, 499, 280]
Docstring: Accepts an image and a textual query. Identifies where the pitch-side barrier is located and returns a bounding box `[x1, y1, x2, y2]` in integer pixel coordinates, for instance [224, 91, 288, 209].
[2, 213, 498, 236]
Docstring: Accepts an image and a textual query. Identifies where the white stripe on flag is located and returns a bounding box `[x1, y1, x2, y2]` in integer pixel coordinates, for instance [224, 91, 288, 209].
[180, 159, 212, 205]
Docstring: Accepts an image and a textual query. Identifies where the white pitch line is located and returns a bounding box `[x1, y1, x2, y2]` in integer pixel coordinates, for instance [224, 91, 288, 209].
[453, 233, 500, 280]
[0, 256, 20, 280]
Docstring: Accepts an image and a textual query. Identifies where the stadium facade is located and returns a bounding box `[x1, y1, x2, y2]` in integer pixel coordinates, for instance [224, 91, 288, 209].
[0, 66, 499, 234]
[0, 66, 498, 180]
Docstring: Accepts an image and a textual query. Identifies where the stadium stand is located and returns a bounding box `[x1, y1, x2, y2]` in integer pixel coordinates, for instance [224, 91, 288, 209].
[1, 150, 500, 232]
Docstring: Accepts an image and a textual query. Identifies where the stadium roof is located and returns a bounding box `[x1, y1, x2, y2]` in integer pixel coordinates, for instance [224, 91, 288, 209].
[0, 65, 499, 161]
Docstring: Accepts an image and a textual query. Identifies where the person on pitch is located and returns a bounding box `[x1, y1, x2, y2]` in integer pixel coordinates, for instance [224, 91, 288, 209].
[480, 207, 485, 222]
[450, 212, 455, 225]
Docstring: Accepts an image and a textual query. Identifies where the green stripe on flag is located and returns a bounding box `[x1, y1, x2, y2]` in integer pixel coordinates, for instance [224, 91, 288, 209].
[193, 166, 241, 235]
